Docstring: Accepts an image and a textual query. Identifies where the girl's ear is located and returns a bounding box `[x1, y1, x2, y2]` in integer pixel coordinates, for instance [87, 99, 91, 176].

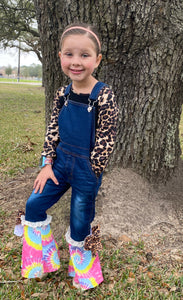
[58, 51, 62, 58]
[95, 53, 102, 68]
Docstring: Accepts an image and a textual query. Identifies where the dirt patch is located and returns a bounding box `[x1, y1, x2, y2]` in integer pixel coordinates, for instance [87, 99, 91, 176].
[95, 162, 183, 257]
[1, 162, 183, 261]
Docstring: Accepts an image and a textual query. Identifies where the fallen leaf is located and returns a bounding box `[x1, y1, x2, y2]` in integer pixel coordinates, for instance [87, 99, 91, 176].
[129, 271, 135, 278]
[5, 242, 14, 250]
[171, 255, 182, 262]
[0, 263, 5, 268]
[147, 272, 154, 279]
[5, 270, 16, 280]
[170, 286, 177, 292]
[142, 267, 148, 273]
[37, 281, 45, 286]
[158, 288, 169, 296]
[31, 293, 49, 299]
[0, 255, 6, 260]
[108, 282, 115, 289]
[127, 277, 135, 283]
[139, 258, 147, 266]
[118, 235, 132, 242]
[172, 272, 182, 278]
[22, 278, 29, 284]
[65, 279, 75, 289]
[162, 282, 170, 288]
[138, 266, 143, 272]
[96, 295, 103, 299]
[21, 290, 25, 300]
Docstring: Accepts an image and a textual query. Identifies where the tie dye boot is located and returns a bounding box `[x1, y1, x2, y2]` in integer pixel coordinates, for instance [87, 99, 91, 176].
[67, 226, 103, 290]
[68, 244, 103, 290]
[21, 216, 60, 278]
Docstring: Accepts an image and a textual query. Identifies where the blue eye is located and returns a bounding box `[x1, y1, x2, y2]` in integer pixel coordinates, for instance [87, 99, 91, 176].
[65, 52, 72, 57]
[82, 54, 89, 58]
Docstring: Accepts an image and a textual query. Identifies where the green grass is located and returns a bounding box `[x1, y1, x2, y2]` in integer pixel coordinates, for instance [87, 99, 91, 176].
[0, 83, 45, 179]
[0, 78, 42, 84]
[0, 208, 182, 299]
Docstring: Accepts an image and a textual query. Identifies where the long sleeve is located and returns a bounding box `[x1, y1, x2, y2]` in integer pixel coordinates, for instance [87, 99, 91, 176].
[90, 87, 119, 177]
[41, 87, 65, 158]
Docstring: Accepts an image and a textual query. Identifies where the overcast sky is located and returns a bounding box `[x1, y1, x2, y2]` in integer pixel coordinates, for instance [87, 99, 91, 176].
[0, 47, 41, 68]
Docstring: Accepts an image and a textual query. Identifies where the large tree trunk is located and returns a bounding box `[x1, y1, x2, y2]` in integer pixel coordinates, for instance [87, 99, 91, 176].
[34, 0, 183, 182]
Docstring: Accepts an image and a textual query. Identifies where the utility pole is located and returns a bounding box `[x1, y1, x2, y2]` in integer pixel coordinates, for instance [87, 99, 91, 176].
[17, 41, 20, 82]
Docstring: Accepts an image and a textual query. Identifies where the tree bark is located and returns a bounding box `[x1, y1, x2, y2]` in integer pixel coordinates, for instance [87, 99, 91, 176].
[34, 0, 183, 182]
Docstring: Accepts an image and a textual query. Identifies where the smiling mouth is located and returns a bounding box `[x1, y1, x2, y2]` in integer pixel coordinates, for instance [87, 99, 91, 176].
[70, 69, 84, 74]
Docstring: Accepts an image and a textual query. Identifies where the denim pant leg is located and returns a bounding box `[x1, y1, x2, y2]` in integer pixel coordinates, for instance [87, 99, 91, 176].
[70, 188, 95, 241]
[25, 166, 70, 222]
[69, 156, 102, 242]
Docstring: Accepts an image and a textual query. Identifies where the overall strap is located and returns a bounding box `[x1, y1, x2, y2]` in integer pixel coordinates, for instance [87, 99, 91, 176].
[64, 83, 72, 97]
[89, 82, 108, 101]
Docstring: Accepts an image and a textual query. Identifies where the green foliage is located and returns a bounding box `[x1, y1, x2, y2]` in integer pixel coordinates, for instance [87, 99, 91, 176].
[5, 65, 12, 76]
[0, 0, 41, 62]
[21, 64, 42, 78]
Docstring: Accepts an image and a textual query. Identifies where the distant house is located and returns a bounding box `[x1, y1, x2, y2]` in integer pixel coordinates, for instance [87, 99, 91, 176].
[0, 68, 5, 77]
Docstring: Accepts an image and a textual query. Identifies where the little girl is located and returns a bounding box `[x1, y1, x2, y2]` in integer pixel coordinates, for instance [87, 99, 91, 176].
[15, 23, 118, 290]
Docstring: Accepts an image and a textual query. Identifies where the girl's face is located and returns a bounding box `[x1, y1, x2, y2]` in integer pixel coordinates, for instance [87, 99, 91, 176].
[59, 34, 102, 88]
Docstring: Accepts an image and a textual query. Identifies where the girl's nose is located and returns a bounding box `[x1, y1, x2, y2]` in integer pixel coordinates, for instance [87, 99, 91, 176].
[71, 55, 81, 65]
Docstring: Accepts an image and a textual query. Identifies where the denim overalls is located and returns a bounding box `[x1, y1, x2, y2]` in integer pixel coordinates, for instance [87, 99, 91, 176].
[25, 82, 106, 243]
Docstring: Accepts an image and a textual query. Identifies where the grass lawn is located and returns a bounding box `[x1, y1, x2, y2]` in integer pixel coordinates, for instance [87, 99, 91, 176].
[0, 83, 45, 179]
[0, 84, 183, 299]
[0, 208, 182, 299]
[0, 78, 42, 84]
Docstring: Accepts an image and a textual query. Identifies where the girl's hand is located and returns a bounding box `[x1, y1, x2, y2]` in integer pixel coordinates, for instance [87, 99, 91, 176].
[33, 165, 59, 194]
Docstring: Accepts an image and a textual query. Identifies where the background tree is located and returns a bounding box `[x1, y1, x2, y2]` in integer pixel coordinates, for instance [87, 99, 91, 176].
[33, 0, 183, 182]
[0, 0, 41, 62]
[5, 65, 12, 76]
[20, 64, 42, 78]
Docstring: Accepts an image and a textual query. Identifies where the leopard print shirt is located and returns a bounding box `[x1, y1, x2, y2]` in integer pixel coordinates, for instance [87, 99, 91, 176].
[42, 85, 119, 177]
